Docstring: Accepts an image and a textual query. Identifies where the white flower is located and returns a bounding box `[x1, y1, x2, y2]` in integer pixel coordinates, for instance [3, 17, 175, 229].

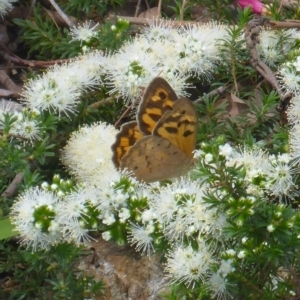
[205, 153, 213, 163]
[10, 187, 61, 251]
[105, 21, 228, 103]
[193, 149, 204, 158]
[147, 184, 180, 225]
[277, 153, 291, 163]
[50, 184, 58, 191]
[61, 122, 119, 187]
[218, 259, 235, 276]
[266, 156, 297, 199]
[70, 21, 99, 42]
[226, 249, 236, 256]
[0, 0, 16, 17]
[242, 237, 248, 244]
[141, 209, 156, 223]
[143, 19, 180, 42]
[62, 220, 95, 245]
[56, 186, 99, 221]
[9, 115, 41, 141]
[105, 38, 158, 102]
[22, 70, 80, 116]
[148, 178, 224, 243]
[293, 56, 300, 72]
[237, 250, 246, 259]
[165, 242, 213, 286]
[257, 30, 281, 67]
[55, 186, 100, 244]
[103, 213, 116, 225]
[22, 53, 106, 116]
[219, 143, 233, 158]
[226, 147, 269, 173]
[127, 223, 154, 256]
[0, 104, 41, 141]
[177, 23, 227, 77]
[207, 272, 231, 299]
[278, 65, 300, 96]
[289, 123, 300, 162]
[102, 231, 111, 241]
[41, 182, 49, 190]
[0, 101, 21, 130]
[119, 208, 130, 223]
[267, 224, 275, 232]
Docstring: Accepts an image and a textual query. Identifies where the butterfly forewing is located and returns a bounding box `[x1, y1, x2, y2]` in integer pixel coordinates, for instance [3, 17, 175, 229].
[112, 77, 198, 182]
[137, 77, 178, 135]
[120, 136, 194, 183]
[152, 98, 198, 157]
[111, 121, 144, 167]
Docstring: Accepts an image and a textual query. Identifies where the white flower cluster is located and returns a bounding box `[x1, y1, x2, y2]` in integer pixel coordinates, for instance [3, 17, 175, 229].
[0, 100, 41, 141]
[0, 0, 16, 17]
[21, 52, 106, 116]
[277, 51, 300, 164]
[20, 21, 229, 115]
[220, 144, 297, 200]
[69, 21, 99, 43]
[257, 29, 296, 68]
[10, 173, 142, 249]
[104, 20, 228, 102]
[10, 173, 232, 297]
[10, 187, 61, 251]
[61, 122, 119, 187]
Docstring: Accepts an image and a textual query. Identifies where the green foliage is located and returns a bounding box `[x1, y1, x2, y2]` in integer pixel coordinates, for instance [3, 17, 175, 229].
[168, 0, 196, 20]
[59, 0, 124, 18]
[162, 282, 210, 299]
[200, 0, 235, 23]
[13, 6, 81, 60]
[5, 1, 300, 299]
[13, 7, 131, 60]
[265, 0, 297, 20]
[215, 8, 255, 92]
[0, 218, 17, 240]
[96, 18, 131, 53]
[0, 241, 104, 299]
[196, 88, 282, 153]
[188, 137, 300, 299]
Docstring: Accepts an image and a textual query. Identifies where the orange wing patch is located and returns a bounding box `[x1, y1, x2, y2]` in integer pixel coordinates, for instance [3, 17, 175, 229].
[111, 121, 144, 167]
[137, 78, 178, 135]
[153, 98, 198, 157]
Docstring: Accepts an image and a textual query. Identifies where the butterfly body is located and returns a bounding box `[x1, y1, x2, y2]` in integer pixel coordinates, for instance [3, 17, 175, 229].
[112, 78, 198, 183]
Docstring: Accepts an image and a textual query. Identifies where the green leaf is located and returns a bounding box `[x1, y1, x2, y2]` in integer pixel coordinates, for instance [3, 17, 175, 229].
[0, 217, 18, 240]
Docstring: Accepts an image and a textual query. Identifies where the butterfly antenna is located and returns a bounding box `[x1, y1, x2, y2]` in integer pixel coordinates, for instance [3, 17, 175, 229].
[114, 103, 134, 128]
[114, 85, 147, 127]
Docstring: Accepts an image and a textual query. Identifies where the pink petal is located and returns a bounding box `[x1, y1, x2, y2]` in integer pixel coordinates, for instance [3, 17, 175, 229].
[237, 0, 263, 14]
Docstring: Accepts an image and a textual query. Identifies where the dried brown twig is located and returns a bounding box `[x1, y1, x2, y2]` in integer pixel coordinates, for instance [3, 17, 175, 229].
[1, 172, 23, 198]
[244, 16, 291, 103]
[194, 86, 228, 104]
[88, 96, 116, 109]
[0, 52, 68, 68]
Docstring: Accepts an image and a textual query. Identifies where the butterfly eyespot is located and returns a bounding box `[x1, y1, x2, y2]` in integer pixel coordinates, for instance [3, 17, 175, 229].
[158, 91, 167, 100]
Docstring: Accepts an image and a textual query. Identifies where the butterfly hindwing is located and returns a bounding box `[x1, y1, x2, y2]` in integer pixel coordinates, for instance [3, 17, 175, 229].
[120, 135, 194, 182]
[112, 77, 198, 182]
[111, 121, 144, 167]
[153, 97, 198, 157]
[137, 77, 178, 135]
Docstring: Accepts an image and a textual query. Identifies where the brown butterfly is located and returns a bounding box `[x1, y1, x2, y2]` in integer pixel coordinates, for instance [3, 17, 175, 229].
[111, 77, 198, 183]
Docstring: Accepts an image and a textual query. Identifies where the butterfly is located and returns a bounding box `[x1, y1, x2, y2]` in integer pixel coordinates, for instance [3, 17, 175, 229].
[111, 77, 198, 183]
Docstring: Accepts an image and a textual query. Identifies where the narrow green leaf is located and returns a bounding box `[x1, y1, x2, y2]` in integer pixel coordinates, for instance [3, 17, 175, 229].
[0, 217, 18, 240]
